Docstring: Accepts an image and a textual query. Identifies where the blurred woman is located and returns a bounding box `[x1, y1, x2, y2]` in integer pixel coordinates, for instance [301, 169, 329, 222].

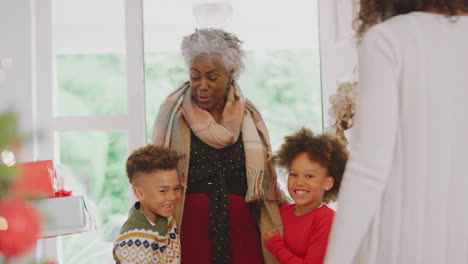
[325, 1, 468, 263]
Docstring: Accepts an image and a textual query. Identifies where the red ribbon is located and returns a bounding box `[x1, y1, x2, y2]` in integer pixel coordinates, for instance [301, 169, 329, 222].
[54, 189, 72, 197]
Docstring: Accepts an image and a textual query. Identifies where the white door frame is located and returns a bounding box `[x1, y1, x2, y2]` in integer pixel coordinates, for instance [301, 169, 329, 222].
[318, 0, 359, 130]
[34, 0, 146, 262]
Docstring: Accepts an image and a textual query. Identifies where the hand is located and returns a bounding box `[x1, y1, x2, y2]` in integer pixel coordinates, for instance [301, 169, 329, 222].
[263, 227, 280, 242]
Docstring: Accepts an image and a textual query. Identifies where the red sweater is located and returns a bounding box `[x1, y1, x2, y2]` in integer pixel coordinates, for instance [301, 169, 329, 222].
[266, 204, 334, 264]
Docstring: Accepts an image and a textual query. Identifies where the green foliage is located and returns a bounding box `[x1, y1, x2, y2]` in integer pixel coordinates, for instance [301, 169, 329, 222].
[0, 111, 20, 199]
[55, 55, 130, 262]
[56, 54, 127, 116]
[0, 165, 16, 199]
[144, 53, 187, 142]
[240, 50, 323, 150]
[0, 111, 20, 150]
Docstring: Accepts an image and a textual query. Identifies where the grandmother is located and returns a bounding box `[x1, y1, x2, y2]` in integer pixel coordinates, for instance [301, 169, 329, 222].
[152, 29, 284, 264]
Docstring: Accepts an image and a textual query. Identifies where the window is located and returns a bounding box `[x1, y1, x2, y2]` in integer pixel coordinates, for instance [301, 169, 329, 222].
[57, 131, 128, 262]
[143, 0, 322, 192]
[35, 0, 145, 263]
[143, 0, 322, 149]
[36, 0, 322, 262]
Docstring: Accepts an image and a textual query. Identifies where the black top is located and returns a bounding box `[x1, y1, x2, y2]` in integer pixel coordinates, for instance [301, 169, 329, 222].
[187, 130, 248, 264]
[187, 130, 248, 196]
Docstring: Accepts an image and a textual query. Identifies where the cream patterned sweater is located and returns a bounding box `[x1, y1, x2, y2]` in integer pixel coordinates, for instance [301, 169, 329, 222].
[114, 202, 180, 264]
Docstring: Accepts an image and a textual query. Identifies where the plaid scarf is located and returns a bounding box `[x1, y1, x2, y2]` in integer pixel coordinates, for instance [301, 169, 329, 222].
[152, 81, 279, 202]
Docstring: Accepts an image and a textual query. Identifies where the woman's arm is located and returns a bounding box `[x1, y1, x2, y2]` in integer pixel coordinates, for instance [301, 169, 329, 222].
[324, 25, 400, 263]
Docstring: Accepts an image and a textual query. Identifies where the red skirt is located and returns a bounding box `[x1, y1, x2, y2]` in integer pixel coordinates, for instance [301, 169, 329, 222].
[180, 193, 264, 264]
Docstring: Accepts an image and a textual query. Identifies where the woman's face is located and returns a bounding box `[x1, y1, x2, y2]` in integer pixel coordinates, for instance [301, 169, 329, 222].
[190, 55, 233, 114]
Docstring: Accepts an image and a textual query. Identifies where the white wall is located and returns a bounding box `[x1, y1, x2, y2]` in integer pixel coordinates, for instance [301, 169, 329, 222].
[0, 1, 52, 263]
[0, 0, 36, 162]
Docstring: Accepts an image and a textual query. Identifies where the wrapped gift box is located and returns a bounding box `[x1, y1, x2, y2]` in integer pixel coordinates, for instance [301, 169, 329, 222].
[30, 195, 94, 238]
[11, 160, 63, 198]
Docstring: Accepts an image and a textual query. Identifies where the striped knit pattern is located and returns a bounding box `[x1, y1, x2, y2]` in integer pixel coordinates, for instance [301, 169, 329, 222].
[114, 203, 180, 264]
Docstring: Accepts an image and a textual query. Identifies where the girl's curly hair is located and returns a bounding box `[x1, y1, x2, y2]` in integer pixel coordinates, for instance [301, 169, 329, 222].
[276, 128, 349, 203]
[356, 0, 468, 38]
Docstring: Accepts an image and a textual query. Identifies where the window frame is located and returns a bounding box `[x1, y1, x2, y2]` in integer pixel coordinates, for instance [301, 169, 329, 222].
[34, 0, 146, 262]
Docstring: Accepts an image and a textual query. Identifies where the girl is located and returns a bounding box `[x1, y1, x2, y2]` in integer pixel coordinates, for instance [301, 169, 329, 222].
[263, 128, 348, 264]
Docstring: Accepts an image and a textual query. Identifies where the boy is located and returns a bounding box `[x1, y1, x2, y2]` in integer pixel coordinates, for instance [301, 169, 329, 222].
[114, 145, 182, 264]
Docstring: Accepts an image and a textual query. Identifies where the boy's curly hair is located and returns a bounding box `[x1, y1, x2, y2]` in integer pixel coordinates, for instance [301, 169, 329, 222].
[276, 128, 349, 203]
[126, 144, 180, 184]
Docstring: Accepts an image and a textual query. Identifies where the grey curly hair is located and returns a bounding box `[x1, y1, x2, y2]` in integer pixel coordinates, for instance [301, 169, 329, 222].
[180, 28, 246, 79]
